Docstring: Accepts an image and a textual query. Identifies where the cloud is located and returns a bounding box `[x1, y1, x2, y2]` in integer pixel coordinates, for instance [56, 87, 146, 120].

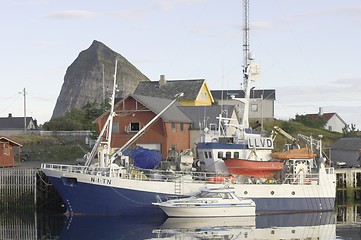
[45, 10, 96, 19]
[298, 5, 361, 18]
[118, 0, 207, 21]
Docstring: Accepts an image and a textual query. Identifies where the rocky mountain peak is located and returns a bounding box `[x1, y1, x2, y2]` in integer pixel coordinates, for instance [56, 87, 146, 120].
[51, 40, 150, 118]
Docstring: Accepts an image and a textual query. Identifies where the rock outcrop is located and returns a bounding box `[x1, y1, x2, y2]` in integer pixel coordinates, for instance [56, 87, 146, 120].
[51, 40, 150, 118]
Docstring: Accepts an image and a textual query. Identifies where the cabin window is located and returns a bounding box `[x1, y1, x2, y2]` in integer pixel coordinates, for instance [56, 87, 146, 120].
[218, 152, 223, 158]
[270, 191, 275, 195]
[204, 151, 208, 158]
[226, 151, 231, 159]
[130, 122, 140, 132]
[234, 152, 239, 159]
[171, 123, 176, 132]
[180, 123, 184, 132]
[208, 151, 212, 158]
[251, 104, 258, 112]
[112, 123, 119, 133]
[221, 193, 233, 199]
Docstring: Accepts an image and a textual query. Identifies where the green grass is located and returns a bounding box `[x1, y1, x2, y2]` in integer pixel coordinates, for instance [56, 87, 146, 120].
[11, 134, 92, 163]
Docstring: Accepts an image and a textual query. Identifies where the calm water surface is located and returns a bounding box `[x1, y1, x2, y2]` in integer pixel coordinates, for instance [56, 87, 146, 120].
[1, 204, 360, 239]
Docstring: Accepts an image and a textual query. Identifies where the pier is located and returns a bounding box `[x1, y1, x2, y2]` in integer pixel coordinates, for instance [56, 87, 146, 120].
[335, 168, 361, 201]
[0, 168, 37, 210]
[0, 168, 64, 212]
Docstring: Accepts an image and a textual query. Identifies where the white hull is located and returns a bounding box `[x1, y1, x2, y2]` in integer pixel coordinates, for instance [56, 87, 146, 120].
[156, 205, 256, 217]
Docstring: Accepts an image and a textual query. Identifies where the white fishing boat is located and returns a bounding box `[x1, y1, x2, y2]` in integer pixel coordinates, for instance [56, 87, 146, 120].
[153, 187, 256, 217]
[40, 1, 336, 216]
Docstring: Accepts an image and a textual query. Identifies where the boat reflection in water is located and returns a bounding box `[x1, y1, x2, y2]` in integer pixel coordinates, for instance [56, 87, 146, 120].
[59, 214, 166, 240]
[59, 212, 336, 240]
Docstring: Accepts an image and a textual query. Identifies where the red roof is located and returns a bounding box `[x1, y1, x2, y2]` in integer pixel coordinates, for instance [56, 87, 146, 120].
[306, 113, 336, 122]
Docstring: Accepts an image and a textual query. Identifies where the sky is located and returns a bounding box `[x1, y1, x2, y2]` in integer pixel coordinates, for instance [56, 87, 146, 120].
[1, 0, 361, 129]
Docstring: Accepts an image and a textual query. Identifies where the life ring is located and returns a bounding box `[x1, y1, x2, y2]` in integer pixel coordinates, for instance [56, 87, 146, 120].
[207, 176, 235, 183]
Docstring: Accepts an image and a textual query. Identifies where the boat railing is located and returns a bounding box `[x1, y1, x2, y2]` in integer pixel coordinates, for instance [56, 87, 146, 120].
[283, 172, 320, 185]
[41, 163, 231, 183]
[42, 163, 323, 185]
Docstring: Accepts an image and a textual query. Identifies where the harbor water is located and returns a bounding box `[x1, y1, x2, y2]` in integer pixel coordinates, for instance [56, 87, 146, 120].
[0, 203, 359, 239]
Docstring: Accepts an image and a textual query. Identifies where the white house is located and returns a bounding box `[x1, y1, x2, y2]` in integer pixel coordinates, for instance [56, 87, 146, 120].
[306, 108, 347, 133]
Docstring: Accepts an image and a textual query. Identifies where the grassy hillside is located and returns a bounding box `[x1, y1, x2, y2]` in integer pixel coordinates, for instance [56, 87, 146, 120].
[260, 119, 342, 152]
[11, 134, 92, 164]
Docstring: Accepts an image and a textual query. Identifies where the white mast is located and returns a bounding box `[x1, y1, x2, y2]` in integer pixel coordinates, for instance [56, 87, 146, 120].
[84, 61, 118, 167]
[241, 0, 260, 129]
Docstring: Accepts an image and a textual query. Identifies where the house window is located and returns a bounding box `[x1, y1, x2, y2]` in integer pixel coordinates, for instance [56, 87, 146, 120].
[171, 123, 176, 132]
[4, 145, 10, 155]
[180, 123, 184, 132]
[130, 122, 140, 132]
[204, 92, 207, 100]
[112, 123, 119, 133]
[328, 126, 332, 131]
[251, 104, 258, 112]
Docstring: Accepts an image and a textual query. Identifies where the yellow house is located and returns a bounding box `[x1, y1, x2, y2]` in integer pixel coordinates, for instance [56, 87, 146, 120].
[134, 75, 214, 106]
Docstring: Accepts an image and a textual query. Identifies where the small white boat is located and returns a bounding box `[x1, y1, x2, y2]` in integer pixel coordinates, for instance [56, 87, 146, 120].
[152, 188, 256, 217]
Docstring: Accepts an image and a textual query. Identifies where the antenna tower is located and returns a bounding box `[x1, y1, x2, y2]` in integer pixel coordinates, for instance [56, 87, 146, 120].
[242, 0, 250, 90]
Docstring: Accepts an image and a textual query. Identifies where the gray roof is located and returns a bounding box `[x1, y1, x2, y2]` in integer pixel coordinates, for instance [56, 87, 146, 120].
[0, 116, 35, 130]
[134, 79, 205, 100]
[330, 138, 361, 151]
[119, 95, 192, 123]
[178, 105, 236, 130]
[211, 89, 276, 100]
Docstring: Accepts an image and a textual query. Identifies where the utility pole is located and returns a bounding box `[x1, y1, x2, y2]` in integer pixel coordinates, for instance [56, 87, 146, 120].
[20, 88, 27, 132]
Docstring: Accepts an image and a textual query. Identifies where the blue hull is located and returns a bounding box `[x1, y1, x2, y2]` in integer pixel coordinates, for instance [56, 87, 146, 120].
[48, 176, 335, 216]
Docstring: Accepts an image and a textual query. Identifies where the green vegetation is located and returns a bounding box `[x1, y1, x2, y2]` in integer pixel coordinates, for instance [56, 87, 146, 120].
[294, 114, 327, 129]
[42, 101, 107, 132]
[255, 119, 343, 152]
[12, 134, 91, 163]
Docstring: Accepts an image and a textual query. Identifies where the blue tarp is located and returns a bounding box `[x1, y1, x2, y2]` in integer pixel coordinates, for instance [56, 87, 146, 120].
[122, 147, 162, 169]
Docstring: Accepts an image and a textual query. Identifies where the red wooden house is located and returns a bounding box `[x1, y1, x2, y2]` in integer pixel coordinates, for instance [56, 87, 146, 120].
[0, 136, 22, 167]
[95, 95, 192, 159]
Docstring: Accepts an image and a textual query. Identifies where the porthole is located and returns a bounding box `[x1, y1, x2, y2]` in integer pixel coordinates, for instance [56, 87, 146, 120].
[270, 191, 274, 195]
[291, 191, 295, 195]
[244, 191, 248, 195]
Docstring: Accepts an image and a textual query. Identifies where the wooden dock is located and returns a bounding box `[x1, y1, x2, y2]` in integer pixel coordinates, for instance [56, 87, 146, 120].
[0, 168, 64, 212]
[335, 168, 361, 201]
[0, 168, 37, 210]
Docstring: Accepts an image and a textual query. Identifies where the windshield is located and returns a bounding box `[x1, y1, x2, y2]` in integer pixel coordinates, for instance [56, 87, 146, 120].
[194, 191, 233, 199]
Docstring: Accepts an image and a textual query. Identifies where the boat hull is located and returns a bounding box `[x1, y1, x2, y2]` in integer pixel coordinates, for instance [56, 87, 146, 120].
[42, 166, 336, 216]
[223, 158, 284, 178]
[155, 204, 256, 217]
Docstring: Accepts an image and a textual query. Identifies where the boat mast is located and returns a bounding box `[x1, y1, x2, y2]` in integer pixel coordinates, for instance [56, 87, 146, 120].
[243, 0, 250, 90]
[104, 60, 118, 165]
[84, 60, 118, 167]
[241, 0, 260, 129]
